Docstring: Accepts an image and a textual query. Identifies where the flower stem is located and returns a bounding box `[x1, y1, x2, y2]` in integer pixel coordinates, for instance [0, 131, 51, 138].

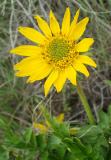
[77, 82, 95, 124]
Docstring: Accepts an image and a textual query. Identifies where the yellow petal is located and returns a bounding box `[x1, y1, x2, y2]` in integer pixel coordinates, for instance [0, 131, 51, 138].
[18, 26, 46, 44]
[65, 66, 77, 85]
[35, 15, 52, 37]
[61, 7, 70, 36]
[56, 113, 64, 123]
[10, 45, 42, 57]
[50, 10, 60, 35]
[15, 59, 45, 77]
[77, 55, 97, 68]
[69, 9, 80, 35]
[26, 63, 52, 83]
[54, 71, 66, 92]
[44, 70, 58, 96]
[73, 60, 89, 77]
[14, 57, 43, 70]
[69, 17, 89, 41]
[33, 122, 48, 133]
[75, 38, 94, 52]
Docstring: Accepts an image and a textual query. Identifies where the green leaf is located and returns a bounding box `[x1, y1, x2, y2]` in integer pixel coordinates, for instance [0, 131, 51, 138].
[0, 118, 6, 127]
[40, 151, 48, 160]
[36, 134, 47, 152]
[108, 105, 111, 120]
[24, 127, 33, 144]
[48, 135, 61, 149]
[51, 121, 70, 139]
[0, 148, 9, 160]
[99, 110, 109, 129]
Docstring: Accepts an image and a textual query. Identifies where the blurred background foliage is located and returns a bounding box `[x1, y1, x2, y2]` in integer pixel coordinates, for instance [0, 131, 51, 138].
[0, 0, 111, 159]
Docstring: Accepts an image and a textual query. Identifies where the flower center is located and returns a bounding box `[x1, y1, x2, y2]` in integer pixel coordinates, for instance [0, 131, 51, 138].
[47, 38, 70, 61]
[42, 37, 78, 70]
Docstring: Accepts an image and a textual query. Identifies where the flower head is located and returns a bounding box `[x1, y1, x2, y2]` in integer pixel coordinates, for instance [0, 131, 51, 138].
[10, 8, 96, 96]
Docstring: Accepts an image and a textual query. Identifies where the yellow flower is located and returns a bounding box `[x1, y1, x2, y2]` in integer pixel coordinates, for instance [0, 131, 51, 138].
[10, 8, 96, 96]
[33, 122, 48, 134]
[33, 113, 64, 134]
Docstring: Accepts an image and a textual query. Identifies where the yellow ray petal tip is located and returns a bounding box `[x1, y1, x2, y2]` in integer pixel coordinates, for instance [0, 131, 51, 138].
[34, 15, 39, 20]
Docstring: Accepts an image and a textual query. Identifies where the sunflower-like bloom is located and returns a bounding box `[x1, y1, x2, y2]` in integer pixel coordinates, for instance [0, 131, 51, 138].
[10, 8, 96, 96]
